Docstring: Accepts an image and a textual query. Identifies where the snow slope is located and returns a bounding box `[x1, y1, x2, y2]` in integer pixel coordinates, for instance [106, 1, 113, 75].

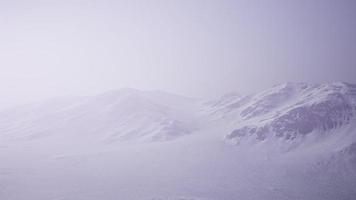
[1, 82, 356, 200]
[205, 82, 356, 151]
[0, 88, 200, 142]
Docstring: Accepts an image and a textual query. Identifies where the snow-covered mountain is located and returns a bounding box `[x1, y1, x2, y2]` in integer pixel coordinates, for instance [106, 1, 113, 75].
[1, 82, 356, 147]
[1, 82, 356, 200]
[205, 82, 356, 151]
[0, 88, 199, 142]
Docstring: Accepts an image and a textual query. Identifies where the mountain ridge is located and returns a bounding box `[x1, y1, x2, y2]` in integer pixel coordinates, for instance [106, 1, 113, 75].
[1, 81, 355, 149]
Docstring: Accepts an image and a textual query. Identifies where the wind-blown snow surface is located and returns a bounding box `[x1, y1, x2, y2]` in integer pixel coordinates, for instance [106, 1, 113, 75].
[1, 82, 356, 200]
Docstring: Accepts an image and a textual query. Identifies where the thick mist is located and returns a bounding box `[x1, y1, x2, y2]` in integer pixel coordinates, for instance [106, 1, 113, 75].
[1, 0, 356, 108]
[1, 2, 356, 199]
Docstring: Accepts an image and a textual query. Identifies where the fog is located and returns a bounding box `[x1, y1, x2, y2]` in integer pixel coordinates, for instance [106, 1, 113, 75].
[1, 0, 356, 107]
[1, 1, 356, 199]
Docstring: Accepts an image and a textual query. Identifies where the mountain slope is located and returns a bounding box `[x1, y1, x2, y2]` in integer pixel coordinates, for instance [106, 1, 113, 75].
[205, 82, 356, 151]
[1, 82, 356, 200]
[0, 88, 200, 142]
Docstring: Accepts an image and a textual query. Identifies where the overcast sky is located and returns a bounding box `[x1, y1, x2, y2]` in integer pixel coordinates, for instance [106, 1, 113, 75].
[1, 0, 356, 107]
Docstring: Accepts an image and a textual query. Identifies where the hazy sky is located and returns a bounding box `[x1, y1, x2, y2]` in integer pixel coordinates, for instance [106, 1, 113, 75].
[1, 0, 356, 107]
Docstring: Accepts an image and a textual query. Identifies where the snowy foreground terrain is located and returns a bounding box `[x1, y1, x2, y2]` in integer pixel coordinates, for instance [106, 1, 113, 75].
[1, 82, 356, 200]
